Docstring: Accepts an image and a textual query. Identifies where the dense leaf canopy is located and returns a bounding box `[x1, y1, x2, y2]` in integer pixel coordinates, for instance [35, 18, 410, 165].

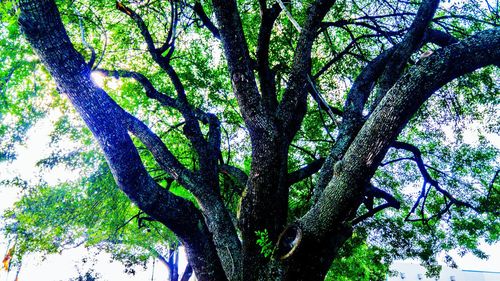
[1, 0, 499, 280]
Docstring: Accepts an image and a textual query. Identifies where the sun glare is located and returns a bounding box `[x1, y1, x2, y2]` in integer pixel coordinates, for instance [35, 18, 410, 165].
[90, 71, 106, 87]
[90, 71, 121, 90]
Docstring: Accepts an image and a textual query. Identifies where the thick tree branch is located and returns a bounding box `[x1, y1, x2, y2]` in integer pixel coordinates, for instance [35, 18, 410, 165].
[333, 29, 457, 165]
[17, 2, 228, 279]
[116, 2, 156, 52]
[110, 24, 243, 276]
[212, 0, 271, 134]
[116, 2, 214, 174]
[287, 158, 326, 186]
[371, 0, 440, 110]
[277, 0, 337, 143]
[220, 164, 249, 189]
[340, 47, 395, 130]
[192, 1, 220, 39]
[191, 1, 220, 39]
[123, 112, 198, 189]
[311, 47, 395, 205]
[424, 28, 459, 47]
[256, 1, 283, 112]
[327, 4, 451, 188]
[353, 184, 400, 225]
[293, 27, 500, 271]
[366, 184, 400, 209]
[180, 264, 193, 281]
[212, 3, 286, 276]
[97, 68, 240, 279]
[157, 0, 178, 55]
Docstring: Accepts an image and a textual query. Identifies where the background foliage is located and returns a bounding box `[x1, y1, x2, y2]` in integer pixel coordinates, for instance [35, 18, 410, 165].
[1, 0, 498, 279]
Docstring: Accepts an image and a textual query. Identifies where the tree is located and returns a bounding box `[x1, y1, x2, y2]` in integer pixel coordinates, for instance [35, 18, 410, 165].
[3, 162, 193, 280]
[68, 269, 101, 281]
[2, 0, 499, 280]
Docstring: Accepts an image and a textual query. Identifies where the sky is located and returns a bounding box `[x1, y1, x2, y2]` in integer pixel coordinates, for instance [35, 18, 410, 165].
[0, 115, 187, 281]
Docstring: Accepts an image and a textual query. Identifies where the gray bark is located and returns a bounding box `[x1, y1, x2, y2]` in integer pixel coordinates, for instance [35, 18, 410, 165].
[17, 0, 500, 280]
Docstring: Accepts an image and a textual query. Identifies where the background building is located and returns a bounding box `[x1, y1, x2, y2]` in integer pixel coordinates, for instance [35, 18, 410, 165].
[388, 261, 500, 281]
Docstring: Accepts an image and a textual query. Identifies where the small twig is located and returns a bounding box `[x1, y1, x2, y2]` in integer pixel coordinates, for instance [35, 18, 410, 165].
[74, 6, 96, 68]
[114, 211, 142, 236]
[405, 181, 427, 221]
[381, 156, 414, 166]
[290, 144, 318, 160]
[486, 170, 499, 202]
[308, 75, 342, 128]
[275, 0, 302, 32]
[353, 203, 393, 225]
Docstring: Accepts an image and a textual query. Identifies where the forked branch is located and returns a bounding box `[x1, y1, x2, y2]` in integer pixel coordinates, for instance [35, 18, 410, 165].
[352, 184, 400, 225]
[392, 141, 478, 222]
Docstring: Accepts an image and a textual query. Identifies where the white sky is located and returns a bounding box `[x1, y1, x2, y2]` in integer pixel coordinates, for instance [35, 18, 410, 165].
[0, 112, 76, 186]
[0, 115, 186, 280]
[0, 246, 171, 281]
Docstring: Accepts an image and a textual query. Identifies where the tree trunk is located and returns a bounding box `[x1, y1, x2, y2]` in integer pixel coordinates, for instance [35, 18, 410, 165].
[17, 0, 500, 280]
[17, 1, 227, 280]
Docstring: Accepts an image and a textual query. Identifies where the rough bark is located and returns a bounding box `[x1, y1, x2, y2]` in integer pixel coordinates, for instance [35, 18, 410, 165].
[17, 0, 500, 280]
[17, 1, 227, 280]
[371, 0, 440, 109]
[212, 1, 289, 279]
[287, 28, 500, 281]
[113, 3, 244, 278]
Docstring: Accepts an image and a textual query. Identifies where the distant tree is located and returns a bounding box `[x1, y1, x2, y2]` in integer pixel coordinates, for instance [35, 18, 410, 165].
[68, 269, 101, 281]
[1, 0, 499, 280]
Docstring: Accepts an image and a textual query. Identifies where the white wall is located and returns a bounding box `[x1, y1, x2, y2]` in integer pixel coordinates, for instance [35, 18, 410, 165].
[388, 261, 499, 281]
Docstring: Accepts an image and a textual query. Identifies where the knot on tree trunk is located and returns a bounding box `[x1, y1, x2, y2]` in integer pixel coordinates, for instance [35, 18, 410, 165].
[277, 225, 302, 259]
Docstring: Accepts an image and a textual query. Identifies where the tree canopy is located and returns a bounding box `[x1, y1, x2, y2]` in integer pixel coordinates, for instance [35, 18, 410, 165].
[1, 0, 499, 280]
